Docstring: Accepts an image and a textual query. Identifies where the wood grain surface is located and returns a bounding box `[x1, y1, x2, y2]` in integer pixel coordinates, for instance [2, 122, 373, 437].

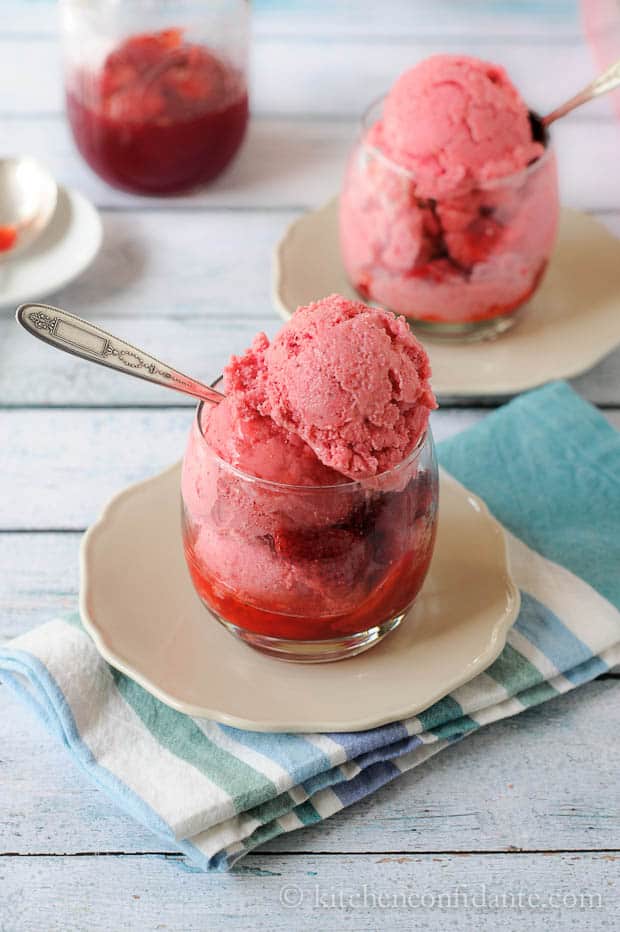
[1, 2, 619, 929]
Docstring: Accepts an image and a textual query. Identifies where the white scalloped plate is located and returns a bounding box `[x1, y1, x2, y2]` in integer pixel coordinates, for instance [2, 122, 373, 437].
[79, 463, 520, 733]
[273, 200, 620, 398]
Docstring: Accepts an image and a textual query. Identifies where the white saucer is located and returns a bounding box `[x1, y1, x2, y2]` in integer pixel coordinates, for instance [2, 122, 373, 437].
[0, 185, 102, 309]
[80, 463, 520, 733]
[273, 200, 620, 398]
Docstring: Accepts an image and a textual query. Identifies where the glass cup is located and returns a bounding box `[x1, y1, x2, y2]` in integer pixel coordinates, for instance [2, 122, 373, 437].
[59, 0, 250, 194]
[181, 402, 439, 662]
[339, 99, 560, 342]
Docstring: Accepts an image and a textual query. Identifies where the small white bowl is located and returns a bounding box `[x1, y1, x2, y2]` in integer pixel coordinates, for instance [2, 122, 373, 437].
[0, 184, 102, 308]
[0, 156, 58, 259]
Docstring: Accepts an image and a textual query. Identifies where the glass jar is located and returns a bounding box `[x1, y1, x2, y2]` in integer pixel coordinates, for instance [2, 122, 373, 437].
[59, 0, 250, 194]
[339, 99, 560, 342]
[181, 402, 439, 662]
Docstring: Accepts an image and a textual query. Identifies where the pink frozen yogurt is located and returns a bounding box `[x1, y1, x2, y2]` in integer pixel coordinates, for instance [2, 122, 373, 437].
[224, 294, 436, 480]
[373, 55, 543, 198]
[340, 54, 560, 330]
[181, 296, 438, 644]
[203, 391, 341, 487]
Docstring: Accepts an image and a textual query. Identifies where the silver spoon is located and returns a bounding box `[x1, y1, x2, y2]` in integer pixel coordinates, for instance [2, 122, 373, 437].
[16, 302, 225, 406]
[0, 157, 58, 259]
[542, 57, 620, 126]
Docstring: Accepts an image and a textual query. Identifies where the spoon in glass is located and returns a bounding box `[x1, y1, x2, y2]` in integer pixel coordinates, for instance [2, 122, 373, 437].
[16, 302, 225, 406]
[542, 57, 620, 127]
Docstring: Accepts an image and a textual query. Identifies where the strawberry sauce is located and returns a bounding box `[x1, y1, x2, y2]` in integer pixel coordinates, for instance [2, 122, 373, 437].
[182, 465, 438, 644]
[184, 541, 435, 641]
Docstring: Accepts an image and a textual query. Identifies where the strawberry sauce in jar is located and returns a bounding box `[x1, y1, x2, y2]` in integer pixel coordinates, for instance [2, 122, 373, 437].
[61, 2, 250, 194]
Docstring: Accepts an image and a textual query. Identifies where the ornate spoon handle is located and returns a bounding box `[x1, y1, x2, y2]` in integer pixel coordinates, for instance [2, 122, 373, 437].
[543, 57, 620, 126]
[16, 303, 224, 406]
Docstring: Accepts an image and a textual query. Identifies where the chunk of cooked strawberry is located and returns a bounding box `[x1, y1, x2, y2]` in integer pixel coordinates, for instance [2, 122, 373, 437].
[336, 495, 384, 537]
[355, 273, 372, 299]
[117, 28, 183, 69]
[445, 215, 503, 268]
[99, 30, 228, 122]
[272, 527, 355, 562]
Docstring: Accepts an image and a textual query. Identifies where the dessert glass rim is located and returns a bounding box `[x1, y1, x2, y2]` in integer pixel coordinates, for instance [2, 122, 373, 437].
[194, 399, 431, 493]
[359, 94, 554, 192]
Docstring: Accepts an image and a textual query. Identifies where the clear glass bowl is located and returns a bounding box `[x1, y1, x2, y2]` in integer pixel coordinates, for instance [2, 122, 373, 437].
[59, 0, 250, 194]
[339, 99, 560, 342]
[181, 403, 439, 662]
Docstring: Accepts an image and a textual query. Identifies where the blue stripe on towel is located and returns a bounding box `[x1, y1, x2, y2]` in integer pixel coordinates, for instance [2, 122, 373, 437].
[330, 760, 402, 807]
[515, 591, 602, 680]
[325, 720, 410, 757]
[300, 734, 423, 798]
[353, 733, 424, 768]
[219, 725, 333, 781]
[557, 654, 610, 686]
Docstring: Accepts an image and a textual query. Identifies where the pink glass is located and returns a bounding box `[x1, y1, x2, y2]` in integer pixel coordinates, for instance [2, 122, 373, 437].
[181, 403, 439, 662]
[339, 99, 560, 342]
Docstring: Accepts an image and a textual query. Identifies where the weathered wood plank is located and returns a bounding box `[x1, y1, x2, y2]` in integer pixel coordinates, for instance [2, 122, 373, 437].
[1, 36, 614, 120]
[4, 313, 620, 408]
[0, 533, 80, 641]
[0, 850, 617, 931]
[1, 670, 618, 857]
[5, 206, 618, 333]
[250, 37, 616, 120]
[0, 0, 585, 40]
[0, 409, 195, 531]
[0, 115, 617, 211]
[0, 118, 350, 211]
[0, 685, 159, 854]
[4, 204, 620, 409]
[250, 0, 586, 41]
[571, 352, 620, 407]
[3, 315, 268, 408]
[1, 409, 619, 531]
[7, 208, 299, 321]
[0, 407, 494, 530]
[1, 2, 617, 924]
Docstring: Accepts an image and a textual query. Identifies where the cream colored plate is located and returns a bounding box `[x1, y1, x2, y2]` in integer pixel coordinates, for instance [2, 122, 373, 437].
[80, 465, 520, 732]
[273, 199, 620, 398]
[80, 464, 520, 733]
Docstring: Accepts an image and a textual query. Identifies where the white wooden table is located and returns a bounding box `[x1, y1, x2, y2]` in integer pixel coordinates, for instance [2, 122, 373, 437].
[1, 2, 619, 928]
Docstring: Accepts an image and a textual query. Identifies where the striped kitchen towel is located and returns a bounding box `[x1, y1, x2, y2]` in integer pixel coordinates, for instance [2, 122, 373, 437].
[1, 382, 619, 871]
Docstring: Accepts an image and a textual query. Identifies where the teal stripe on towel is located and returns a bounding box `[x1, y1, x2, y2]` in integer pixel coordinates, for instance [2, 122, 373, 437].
[416, 696, 477, 738]
[249, 792, 320, 827]
[112, 671, 277, 812]
[486, 642, 556, 704]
